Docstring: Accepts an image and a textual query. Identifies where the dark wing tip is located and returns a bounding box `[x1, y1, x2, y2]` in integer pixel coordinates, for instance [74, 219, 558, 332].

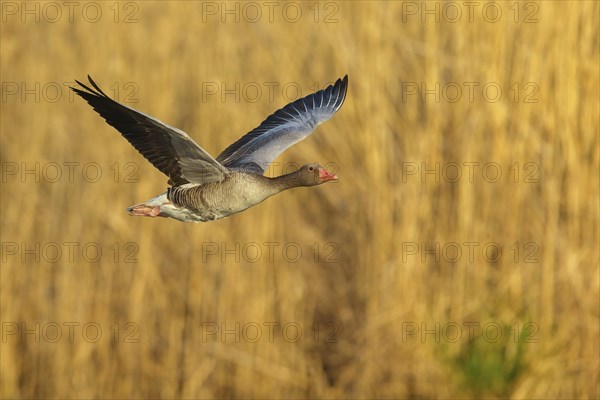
[336, 75, 349, 91]
[70, 75, 111, 100]
[331, 74, 349, 110]
[86, 75, 110, 97]
[340, 74, 349, 87]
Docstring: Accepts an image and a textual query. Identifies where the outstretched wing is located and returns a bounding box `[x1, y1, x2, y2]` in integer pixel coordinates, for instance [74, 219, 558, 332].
[72, 76, 228, 186]
[216, 75, 348, 174]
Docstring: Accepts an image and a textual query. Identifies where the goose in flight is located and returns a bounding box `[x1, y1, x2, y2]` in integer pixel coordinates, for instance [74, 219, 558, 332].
[72, 75, 348, 222]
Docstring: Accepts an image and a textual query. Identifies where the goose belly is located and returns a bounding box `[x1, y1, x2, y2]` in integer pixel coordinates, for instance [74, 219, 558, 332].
[166, 180, 272, 222]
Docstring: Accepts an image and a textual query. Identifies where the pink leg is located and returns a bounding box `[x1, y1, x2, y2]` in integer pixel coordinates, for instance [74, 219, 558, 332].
[128, 204, 161, 217]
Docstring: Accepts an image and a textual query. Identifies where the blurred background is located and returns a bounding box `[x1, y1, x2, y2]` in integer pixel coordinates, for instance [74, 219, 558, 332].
[1, 1, 598, 398]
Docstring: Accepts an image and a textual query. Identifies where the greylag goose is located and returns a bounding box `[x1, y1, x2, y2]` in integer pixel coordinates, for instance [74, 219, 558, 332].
[72, 75, 348, 222]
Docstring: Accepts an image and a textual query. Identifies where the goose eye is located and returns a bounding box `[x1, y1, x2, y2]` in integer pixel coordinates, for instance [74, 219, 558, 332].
[309, 167, 314, 171]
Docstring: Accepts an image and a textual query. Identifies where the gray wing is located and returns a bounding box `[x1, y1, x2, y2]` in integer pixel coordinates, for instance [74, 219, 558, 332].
[216, 75, 348, 174]
[72, 76, 228, 186]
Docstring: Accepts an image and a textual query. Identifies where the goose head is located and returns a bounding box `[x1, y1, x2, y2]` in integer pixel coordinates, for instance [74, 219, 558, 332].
[297, 163, 338, 186]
